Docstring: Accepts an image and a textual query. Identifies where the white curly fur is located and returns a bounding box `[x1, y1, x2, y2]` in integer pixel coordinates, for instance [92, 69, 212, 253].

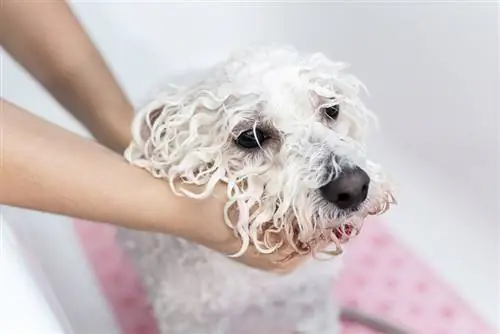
[117, 46, 395, 334]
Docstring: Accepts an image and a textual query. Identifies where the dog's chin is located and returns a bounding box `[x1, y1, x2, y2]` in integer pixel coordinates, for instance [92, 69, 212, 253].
[275, 201, 369, 260]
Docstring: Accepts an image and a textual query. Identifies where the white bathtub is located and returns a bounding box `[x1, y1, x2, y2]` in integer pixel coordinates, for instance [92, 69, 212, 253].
[2, 2, 498, 332]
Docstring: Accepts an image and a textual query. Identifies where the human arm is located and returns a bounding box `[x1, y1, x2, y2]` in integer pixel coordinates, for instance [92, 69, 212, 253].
[0, 0, 133, 152]
[0, 99, 303, 273]
[0, 0, 305, 273]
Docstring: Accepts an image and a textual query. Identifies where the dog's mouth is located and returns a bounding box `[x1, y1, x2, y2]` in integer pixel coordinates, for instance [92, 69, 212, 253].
[277, 189, 396, 263]
[223, 175, 396, 260]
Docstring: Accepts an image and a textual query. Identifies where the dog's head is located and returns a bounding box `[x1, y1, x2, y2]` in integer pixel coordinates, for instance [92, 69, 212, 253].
[125, 46, 395, 259]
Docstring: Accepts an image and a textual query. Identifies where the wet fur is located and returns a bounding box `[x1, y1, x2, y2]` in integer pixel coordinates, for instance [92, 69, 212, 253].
[117, 46, 395, 333]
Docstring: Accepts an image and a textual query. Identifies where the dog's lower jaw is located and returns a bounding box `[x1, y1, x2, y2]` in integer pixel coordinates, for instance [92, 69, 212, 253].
[116, 227, 344, 334]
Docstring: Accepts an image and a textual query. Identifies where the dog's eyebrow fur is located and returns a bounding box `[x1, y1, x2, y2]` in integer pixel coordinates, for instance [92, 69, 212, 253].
[232, 119, 259, 136]
[231, 119, 278, 139]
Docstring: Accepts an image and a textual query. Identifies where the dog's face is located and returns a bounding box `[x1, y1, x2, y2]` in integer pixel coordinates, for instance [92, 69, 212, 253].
[126, 47, 395, 258]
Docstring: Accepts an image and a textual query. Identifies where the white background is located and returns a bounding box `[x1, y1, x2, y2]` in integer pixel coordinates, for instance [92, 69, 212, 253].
[2, 1, 498, 332]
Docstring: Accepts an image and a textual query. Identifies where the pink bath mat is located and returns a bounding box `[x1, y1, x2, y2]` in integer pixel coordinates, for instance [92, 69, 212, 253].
[74, 219, 495, 334]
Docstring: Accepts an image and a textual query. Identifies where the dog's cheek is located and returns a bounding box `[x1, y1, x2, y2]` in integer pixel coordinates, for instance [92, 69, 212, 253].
[340, 116, 365, 142]
[335, 118, 351, 137]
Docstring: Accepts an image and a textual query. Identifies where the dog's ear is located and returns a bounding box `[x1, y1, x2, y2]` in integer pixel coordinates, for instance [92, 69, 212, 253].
[127, 93, 230, 188]
[139, 106, 163, 142]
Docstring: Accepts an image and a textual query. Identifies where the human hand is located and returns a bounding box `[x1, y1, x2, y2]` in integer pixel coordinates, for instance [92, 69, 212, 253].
[158, 181, 309, 274]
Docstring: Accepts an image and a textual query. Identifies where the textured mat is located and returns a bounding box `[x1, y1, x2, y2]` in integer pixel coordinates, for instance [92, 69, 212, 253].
[74, 219, 495, 334]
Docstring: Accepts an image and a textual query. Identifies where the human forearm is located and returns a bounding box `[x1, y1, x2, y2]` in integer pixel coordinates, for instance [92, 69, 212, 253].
[0, 0, 133, 152]
[0, 99, 197, 237]
[0, 100, 306, 272]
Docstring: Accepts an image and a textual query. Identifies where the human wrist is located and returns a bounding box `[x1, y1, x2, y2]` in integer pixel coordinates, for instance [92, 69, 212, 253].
[142, 181, 237, 252]
[90, 103, 134, 153]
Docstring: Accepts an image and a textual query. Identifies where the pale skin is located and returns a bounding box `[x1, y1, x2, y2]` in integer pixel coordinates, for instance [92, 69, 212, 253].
[0, 0, 305, 273]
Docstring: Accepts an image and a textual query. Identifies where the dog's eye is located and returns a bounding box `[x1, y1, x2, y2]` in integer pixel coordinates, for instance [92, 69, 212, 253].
[324, 104, 340, 120]
[236, 128, 266, 149]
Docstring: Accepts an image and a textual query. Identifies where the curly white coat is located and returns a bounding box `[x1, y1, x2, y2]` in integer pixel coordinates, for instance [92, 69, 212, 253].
[116, 46, 394, 334]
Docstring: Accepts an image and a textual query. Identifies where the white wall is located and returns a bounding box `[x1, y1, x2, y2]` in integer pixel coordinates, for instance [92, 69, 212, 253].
[2, 1, 498, 331]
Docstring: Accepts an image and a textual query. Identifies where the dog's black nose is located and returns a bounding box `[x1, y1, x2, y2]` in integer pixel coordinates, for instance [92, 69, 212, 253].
[320, 166, 370, 210]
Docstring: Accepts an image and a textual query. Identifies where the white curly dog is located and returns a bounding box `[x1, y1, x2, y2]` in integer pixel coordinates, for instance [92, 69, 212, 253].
[117, 46, 396, 334]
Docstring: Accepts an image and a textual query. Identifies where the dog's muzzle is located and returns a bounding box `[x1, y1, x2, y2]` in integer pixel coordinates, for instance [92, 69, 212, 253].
[319, 166, 370, 210]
